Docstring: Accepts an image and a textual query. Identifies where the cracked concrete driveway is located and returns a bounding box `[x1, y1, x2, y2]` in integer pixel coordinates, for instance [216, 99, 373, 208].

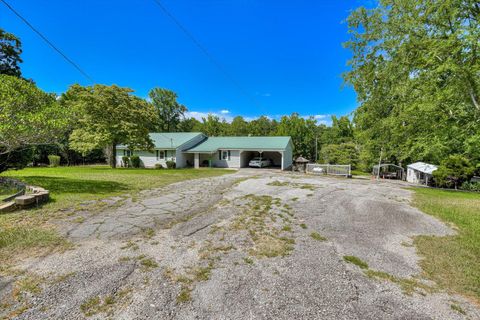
[2, 171, 479, 319]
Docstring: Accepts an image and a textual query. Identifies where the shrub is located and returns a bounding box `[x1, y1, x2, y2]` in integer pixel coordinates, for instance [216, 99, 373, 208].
[121, 156, 130, 168]
[460, 181, 480, 192]
[319, 142, 359, 169]
[47, 155, 61, 167]
[166, 160, 176, 169]
[433, 155, 475, 189]
[130, 155, 141, 168]
[154, 163, 163, 169]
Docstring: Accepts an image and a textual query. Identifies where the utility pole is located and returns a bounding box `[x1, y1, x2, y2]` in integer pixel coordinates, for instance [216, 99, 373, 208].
[315, 135, 318, 162]
[376, 148, 383, 180]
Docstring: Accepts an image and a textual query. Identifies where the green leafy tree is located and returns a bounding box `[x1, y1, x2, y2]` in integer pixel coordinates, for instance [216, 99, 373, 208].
[199, 114, 228, 136]
[177, 117, 202, 132]
[0, 75, 68, 172]
[319, 143, 359, 168]
[248, 116, 277, 136]
[229, 116, 249, 136]
[433, 155, 475, 189]
[62, 84, 157, 168]
[148, 88, 187, 132]
[0, 28, 22, 77]
[344, 0, 480, 169]
[276, 113, 318, 160]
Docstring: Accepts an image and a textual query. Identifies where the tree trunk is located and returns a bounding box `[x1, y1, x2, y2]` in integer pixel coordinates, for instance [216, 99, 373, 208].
[110, 143, 117, 168]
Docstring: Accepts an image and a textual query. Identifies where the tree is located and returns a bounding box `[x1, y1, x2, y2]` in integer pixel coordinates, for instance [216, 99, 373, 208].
[0, 28, 23, 78]
[199, 114, 227, 136]
[344, 0, 480, 169]
[229, 116, 249, 136]
[177, 117, 202, 132]
[0, 75, 68, 172]
[62, 84, 158, 168]
[319, 143, 359, 169]
[433, 155, 475, 189]
[276, 113, 318, 160]
[148, 88, 187, 132]
[248, 116, 277, 136]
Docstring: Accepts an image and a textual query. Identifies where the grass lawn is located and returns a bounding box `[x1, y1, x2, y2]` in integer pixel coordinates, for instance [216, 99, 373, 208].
[0, 166, 232, 263]
[0, 184, 18, 197]
[412, 188, 480, 303]
[351, 170, 370, 176]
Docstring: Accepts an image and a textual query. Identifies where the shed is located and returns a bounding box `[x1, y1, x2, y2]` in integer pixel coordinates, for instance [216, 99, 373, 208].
[406, 162, 438, 185]
[294, 156, 309, 173]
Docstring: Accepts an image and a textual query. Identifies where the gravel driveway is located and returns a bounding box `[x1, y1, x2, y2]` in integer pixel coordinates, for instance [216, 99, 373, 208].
[2, 171, 479, 319]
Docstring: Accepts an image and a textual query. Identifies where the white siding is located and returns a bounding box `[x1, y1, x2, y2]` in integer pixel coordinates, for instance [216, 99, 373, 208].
[407, 168, 419, 183]
[211, 150, 240, 168]
[116, 149, 175, 168]
[176, 134, 206, 168]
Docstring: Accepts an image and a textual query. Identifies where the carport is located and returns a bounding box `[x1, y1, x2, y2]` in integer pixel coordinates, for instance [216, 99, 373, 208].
[239, 151, 282, 168]
[184, 136, 293, 170]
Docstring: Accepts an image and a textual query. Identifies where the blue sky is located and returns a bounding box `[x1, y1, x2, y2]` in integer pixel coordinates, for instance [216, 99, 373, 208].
[1, 0, 371, 124]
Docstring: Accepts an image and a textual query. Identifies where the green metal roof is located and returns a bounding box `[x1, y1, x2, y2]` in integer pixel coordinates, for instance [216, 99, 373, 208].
[185, 136, 292, 153]
[118, 132, 204, 149]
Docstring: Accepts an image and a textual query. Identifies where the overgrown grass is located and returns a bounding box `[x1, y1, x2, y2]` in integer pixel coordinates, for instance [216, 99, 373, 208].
[0, 184, 18, 197]
[0, 166, 231, 263]
[411, 188, 480, 302]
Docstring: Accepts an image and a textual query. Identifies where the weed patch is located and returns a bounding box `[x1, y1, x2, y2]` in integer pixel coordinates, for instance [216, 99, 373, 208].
[343, 255, 368, 269]
[310, 232, 327, 241]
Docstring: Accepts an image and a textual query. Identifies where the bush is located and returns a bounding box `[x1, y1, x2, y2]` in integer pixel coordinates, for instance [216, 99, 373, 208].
[130, 155, 141, 168]
[166, 160, 176, 169]
[121, 156, 130, 168]
[154, 163, 164, 169]
[433, 155, 475, 189]
[319, 142, 359, 169]
[47, 155, 61, 167]
[460, 181, 480, 192]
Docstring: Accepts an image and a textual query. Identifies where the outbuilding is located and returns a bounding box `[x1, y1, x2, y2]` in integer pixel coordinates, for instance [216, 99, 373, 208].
[406, 162, 438, 185]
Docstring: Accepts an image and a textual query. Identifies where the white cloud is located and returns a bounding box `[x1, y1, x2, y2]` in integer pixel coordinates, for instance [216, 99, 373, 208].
[220, 109, 230, 114]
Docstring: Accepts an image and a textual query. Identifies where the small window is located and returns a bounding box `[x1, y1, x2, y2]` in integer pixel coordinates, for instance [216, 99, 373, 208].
[124, 150, 132, 157]
[159, 150, 165, 160]
[222, 150, 231, 160]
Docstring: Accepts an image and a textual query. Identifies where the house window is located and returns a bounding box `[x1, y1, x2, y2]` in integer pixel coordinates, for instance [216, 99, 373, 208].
[124, 150, 132, 157]
[221, 150, 231, 160]
[157, 150, 165, 160]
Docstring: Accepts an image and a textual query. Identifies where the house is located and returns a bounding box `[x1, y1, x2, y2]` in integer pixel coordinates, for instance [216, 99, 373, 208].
[406, 162, 438, 185]
[184, 136, 293, 170]
[116, 133, 294, 170]
[116, 132, 205, 168]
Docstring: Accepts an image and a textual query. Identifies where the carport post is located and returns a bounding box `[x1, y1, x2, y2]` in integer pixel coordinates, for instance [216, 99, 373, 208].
[194, 153, 200, 169]
[281, 151, 284, 170]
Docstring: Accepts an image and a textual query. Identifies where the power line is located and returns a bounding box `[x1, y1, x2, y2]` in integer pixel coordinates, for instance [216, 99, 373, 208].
[0, 0, 93, 82]
[151, 0, 262, 109]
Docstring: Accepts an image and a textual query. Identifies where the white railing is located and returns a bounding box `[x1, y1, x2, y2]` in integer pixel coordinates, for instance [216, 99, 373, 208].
[306, 164, 351, 176]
